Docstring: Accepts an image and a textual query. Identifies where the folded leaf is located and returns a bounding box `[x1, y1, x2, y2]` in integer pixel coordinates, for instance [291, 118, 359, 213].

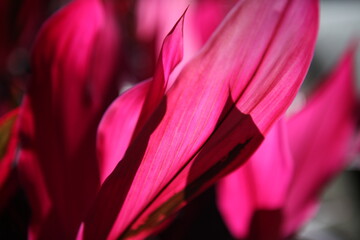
[97, 12, 185, 183]
[83, 0, 318, 239]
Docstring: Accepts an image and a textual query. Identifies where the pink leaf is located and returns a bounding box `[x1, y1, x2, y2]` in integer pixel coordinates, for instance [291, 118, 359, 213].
[82, 0, 318, 239]
[18, 0, 122, 238]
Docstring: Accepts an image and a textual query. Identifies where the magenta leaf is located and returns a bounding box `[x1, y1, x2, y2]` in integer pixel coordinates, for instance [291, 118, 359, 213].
[82, 0, 319, 239]
[18, 0, 122, 238]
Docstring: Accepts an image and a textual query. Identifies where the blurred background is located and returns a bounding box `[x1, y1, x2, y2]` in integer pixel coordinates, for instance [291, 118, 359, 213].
[0, 0, 359, 239]
[296, 0, 360, 239]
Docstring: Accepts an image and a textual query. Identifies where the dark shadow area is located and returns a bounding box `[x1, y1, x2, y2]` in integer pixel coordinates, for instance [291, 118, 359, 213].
[152, 191, 283, 240]
[241, 209, 283, 240]
[0, 170, 30, 240]
[151, 186, 233, 240]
